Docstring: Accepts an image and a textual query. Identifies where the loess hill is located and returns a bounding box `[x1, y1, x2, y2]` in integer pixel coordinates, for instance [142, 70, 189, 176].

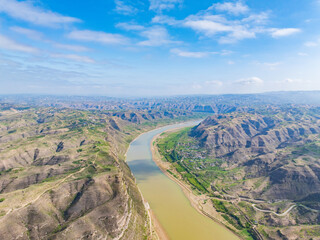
[157, 105, 320, 240]
[0, 103, 202, 239]
[1, 92, 320, 240]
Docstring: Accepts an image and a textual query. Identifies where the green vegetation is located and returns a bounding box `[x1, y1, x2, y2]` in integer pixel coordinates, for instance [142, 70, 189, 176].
[173, 162, 186, 172]
[157, 128, 209, 193]
[294, 142, 320, 157]
[0, 104, 204, 238]
[184, 172, 208, 192]
[157, 127, 261, 239]
[212, 199, 229, 213]
[157, 127, 191, 163]
[41, 176, 59, 183]
[2, 98, 320, 240]
[240, 229, 254, 240]
[166, 169, 178, 178]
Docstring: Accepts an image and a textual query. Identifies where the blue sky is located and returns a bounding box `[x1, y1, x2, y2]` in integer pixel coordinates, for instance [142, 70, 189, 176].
[0, 0, 320, 96]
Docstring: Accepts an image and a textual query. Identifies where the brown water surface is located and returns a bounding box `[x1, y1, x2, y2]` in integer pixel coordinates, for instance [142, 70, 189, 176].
[127, 121, 239, 240]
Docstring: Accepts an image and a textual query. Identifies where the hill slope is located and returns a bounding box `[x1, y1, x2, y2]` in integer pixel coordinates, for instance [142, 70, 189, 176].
[157, 106, 320, 239]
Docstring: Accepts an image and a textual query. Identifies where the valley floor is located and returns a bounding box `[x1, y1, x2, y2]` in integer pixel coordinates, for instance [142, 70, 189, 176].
[151, 129, 246, 240]
[153, 127, 320, 240]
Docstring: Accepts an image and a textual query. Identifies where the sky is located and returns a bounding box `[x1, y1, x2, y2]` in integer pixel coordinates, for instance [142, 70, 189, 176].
[0, 0, 320, 96]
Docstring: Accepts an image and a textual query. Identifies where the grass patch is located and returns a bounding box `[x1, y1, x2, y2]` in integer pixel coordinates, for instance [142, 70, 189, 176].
[212, 199, 229, 213]
[183, 172, 208, 193]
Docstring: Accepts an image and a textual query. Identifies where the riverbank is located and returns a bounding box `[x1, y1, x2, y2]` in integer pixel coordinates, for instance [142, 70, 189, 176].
[126, 120, 239, 240]
[124, 121, 202, 240]
[150, 128, 242, 240]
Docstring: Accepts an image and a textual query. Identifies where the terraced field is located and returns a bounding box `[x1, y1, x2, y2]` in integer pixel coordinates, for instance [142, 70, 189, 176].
[156, 107, 320, 240]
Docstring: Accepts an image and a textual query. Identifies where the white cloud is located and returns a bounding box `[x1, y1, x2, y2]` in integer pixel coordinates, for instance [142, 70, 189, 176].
[184, 18, 256, 43]
[114, 0, 138, 15]
[138, 26, 179, 46]
[152, 15, 180, 25]
[10, 26, 43, 40]
[149, 0, 183, 12]
[153, 3, 299, 44]
[68, 30, 129, 45]
[257, 61, 282, 70]
[304, 41, 318, 47]
[304, 40, 320, 47]
[0, 34, 38, 53]
[53, 43, 90, 52]
[0, 0, 81, 27]
[242, 12, 269, 24]
[235, 77, 263, 85]
[117, 23, 179, 47]
[183, 11, 299, 43]
[219, 26, 255, 43]
[220, 50, 233, 55]
[170, 48, 231, 58]
[116, 22, 145, 31]
[213, 1, 249, 15]
[270, 28, 301, 38]
[171, 48, 216, 58]
[284, 78, 302, 83]
[51, 54, 94, 63]
[184, 19, 232, 36]
[180, 6, 265, 43]
[10, 26, 90, 52]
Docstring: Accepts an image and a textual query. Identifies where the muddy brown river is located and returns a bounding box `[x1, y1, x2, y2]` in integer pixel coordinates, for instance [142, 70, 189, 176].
[126, 121, 239, 240]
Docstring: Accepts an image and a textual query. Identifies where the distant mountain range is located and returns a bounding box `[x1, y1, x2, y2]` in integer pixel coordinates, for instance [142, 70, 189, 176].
[0, 91, 319, 114]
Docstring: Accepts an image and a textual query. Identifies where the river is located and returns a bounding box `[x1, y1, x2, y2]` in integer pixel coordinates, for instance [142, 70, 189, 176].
[126, 121, 239, 240]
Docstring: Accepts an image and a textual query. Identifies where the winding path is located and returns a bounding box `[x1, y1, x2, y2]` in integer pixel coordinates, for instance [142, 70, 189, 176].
[5, 152, 98, 216]
[252, 203, 297, 217]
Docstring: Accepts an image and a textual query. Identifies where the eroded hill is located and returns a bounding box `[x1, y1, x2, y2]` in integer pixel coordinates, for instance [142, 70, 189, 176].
[157, 106, 320, 239]
[0, 104, 203, 239]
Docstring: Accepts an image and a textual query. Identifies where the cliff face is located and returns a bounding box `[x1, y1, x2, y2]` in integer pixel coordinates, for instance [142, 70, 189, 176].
[0, 106, 194, 239]
[190, 109, 320, 201]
